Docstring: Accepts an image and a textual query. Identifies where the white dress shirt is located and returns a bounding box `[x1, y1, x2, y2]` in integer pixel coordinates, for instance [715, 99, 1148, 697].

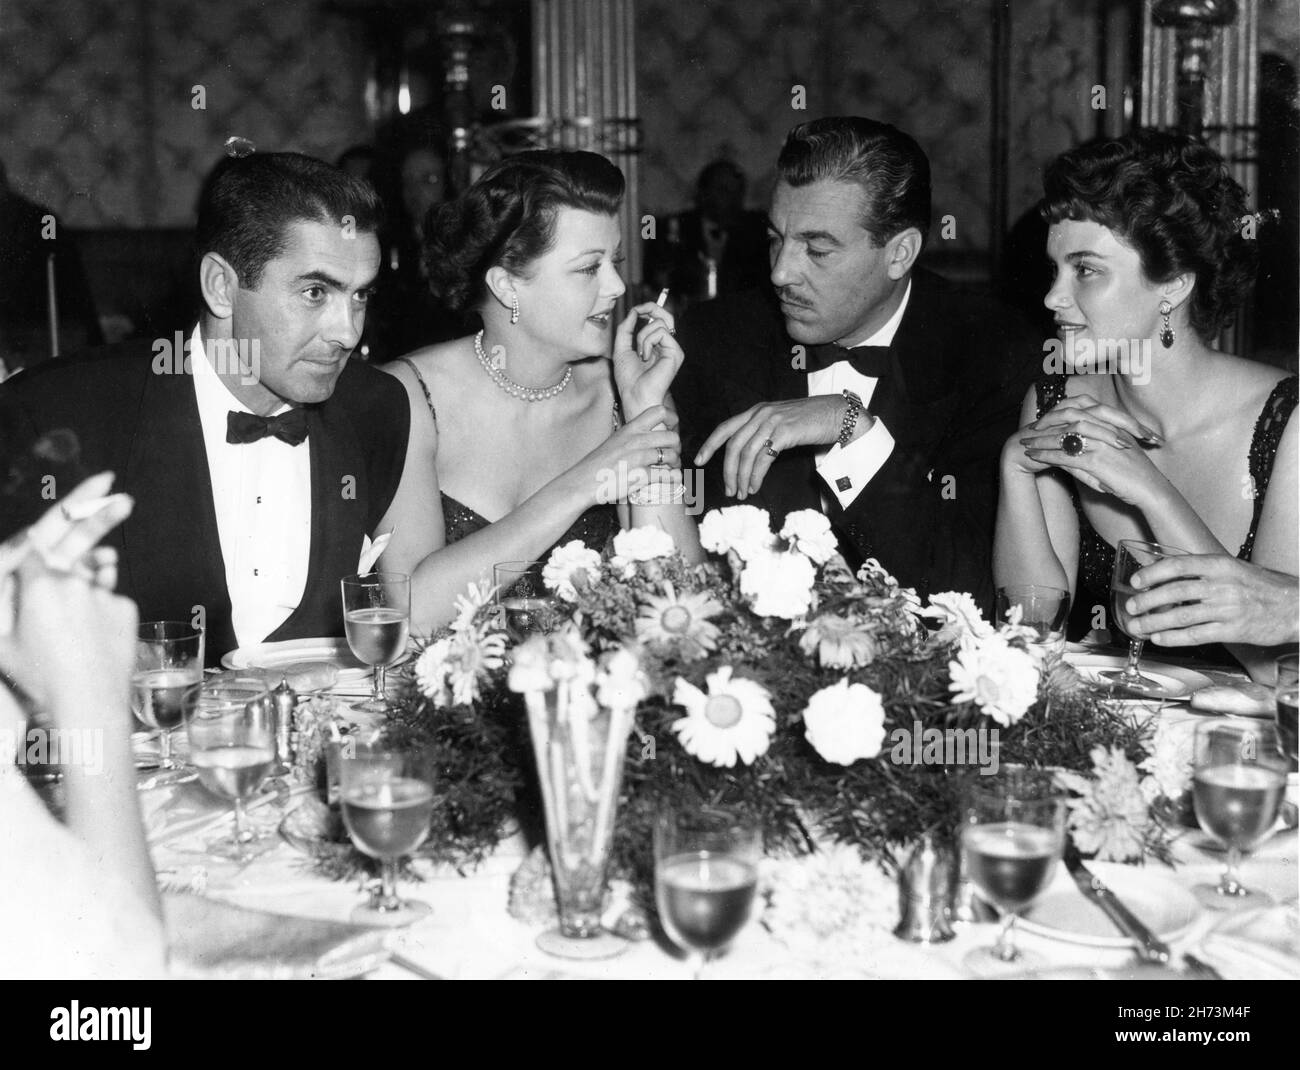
[807, 279, 911, 509]
[190, 327, 311, 647]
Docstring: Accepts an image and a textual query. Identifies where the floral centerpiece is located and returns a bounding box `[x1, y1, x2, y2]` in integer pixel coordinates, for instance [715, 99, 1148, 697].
[334, 506, 1182, 910]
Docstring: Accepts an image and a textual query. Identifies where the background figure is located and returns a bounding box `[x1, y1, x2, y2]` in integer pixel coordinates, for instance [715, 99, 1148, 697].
[368, 142, 463, 362]
[0, 158, 103, 376]
[644, 159, 770, 309]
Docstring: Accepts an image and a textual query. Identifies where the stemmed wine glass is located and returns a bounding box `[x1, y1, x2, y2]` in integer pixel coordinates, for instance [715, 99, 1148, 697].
[959, 768, 1067, 972]
[654, 805, 761, 979]
[1099, 539, 1188, 694]
[1276, 654, 1298, 765]
[1191, 718, 1289, 909]
[132, 621, 204, 771]
[341, 572, 410, 714]
[187, 693, 278, 862]
[493, 560, 562, 643]
[339, 740, 436, 927]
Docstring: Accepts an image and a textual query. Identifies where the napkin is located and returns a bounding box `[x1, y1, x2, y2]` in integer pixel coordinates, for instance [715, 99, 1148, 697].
[1188, 682, 1274, 716]
[164, 893, 392, 979]
[357, 529, 394, 575]
[1194, 903, 1300, 980]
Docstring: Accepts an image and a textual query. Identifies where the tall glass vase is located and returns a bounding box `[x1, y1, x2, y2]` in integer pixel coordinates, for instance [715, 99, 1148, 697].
[524, 678, 633, 960]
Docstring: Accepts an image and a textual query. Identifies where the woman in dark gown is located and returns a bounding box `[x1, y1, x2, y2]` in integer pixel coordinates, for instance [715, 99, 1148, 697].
[995, 131, 1297, 683]
[380, 151, 703, 633]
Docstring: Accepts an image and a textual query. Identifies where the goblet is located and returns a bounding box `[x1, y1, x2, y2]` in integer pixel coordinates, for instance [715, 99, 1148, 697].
[960, 768, 1066, 972]
[132, 621, 204, 771]
[187, 693, 278, 862]
[654, 805, 760, 979]
[1099, 540, 1188, 694]
[493, 560, 562, 643]
[341, 572, 410, 714]
[1192, 718, 1288, 908]
[339, 740, 436, 926]
[1276, 654, 1298, 764]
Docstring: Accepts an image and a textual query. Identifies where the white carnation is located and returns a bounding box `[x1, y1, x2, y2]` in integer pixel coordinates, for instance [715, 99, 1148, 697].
[780, 509, 838, 565]
[542, 541, 602, 601]
[739, 548, 816, 619]
[699, 505, 776, 561]
[803, 678, 887, 765]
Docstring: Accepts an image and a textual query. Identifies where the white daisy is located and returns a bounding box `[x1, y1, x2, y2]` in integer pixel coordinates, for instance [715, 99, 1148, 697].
[634, 582, 722, 660]
[798, 614, 879, 669]
[672, 666, 775, 767]
[947, 633, 1039, 726]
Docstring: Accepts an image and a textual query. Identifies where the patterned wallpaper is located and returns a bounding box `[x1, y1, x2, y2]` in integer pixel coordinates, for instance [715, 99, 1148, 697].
[0, 0, 371, 227]
[634, 0, 1104, 256]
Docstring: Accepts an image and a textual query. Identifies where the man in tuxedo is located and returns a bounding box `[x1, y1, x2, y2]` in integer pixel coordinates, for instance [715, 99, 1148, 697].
[681, 117, 1039, 611]
[0, 152, 412, 663]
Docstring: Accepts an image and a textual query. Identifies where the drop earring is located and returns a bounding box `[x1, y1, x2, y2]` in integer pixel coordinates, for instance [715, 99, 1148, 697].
[510, 292, 520, 325]
[1159, 300, 1174, 348]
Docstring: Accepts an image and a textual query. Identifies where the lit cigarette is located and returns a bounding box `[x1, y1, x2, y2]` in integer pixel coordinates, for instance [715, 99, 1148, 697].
[656, 288, 670, 307]
[60, 494, 129, 521]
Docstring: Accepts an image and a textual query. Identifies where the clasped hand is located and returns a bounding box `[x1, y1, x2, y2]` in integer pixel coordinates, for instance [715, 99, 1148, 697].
[1013, 393, 1167, 506]
[695, 395, 851, 500]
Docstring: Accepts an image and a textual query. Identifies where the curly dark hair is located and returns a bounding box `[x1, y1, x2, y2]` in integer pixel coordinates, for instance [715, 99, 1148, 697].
[423, 150, 624, 313]
[1041, 129, 1258, 339]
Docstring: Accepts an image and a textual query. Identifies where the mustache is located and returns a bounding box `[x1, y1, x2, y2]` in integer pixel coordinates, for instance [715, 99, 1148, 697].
[776, 289, 812, 309]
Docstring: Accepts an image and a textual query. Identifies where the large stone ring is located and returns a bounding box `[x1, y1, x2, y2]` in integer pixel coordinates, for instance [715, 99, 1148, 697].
[762, 438, 778, 459]
[655, 447, 666, 466]
[1059, 431, 1087, 457]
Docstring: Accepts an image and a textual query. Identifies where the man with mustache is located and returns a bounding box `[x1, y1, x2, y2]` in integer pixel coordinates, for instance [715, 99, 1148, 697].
[680, 116, 1039, 611]
[0, 151, 414, 663]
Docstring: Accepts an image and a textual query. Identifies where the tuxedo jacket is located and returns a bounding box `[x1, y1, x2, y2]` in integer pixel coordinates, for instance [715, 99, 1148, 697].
[0, 336, 410, 664]
[675, 268, 1041, 613]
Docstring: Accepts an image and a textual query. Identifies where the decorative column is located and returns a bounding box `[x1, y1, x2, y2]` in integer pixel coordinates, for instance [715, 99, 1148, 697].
[1141, 0, 1258, 352]
[530, 0, 642, 291]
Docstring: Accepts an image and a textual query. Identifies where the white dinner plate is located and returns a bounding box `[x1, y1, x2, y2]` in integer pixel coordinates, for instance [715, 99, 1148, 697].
[1064, 652, 1213, 701]
[221, 636, 411, 684]
[1018, 861, 1201, 949]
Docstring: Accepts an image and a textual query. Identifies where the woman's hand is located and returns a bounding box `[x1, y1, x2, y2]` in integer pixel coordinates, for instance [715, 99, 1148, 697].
[563, 404, 682, 506]
[0, 473, 136, 714]
[1018, 393, 1171, 506]
[1124, 554, 1300, 648]
[612, 301, 684, 420]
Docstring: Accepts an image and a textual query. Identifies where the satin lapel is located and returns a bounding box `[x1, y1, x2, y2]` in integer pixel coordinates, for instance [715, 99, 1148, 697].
[868, 277, 959, 446]
[266, 403, 367, 642]
[119, 361, 234, 659]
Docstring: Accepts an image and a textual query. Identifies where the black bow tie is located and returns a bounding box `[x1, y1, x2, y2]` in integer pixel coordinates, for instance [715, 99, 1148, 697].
[806, 343, 891, 378]
[226, 408, 309, 446]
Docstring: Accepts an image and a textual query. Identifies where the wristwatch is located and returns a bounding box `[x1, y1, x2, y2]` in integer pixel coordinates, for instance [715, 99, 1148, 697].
[837, 389, 863, 449]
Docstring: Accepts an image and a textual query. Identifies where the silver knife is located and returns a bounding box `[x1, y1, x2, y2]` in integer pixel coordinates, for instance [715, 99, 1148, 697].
[1063, 842, 1170, 964]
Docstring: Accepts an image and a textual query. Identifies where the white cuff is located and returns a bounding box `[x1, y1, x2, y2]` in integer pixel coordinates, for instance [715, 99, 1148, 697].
[816, 418, 895, 509]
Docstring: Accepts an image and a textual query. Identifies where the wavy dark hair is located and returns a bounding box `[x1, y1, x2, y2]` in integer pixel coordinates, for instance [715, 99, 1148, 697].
[1040, 129, 1258, 339]
[423, 150, 624, 313]
[195, 151, 384, 290]
[776, 116, 932, 248]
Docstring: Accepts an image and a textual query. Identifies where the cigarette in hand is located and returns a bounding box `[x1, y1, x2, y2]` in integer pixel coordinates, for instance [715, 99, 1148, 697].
[59, 494, 130, 522]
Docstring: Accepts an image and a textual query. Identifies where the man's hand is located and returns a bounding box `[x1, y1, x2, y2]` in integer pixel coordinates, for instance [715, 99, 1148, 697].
[1124, 553, 1300, 648]
[694, 395, 868, 499]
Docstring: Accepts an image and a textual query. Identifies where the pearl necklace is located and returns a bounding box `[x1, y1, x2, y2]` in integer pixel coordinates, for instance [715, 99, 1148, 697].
[474, 331, 572, 402]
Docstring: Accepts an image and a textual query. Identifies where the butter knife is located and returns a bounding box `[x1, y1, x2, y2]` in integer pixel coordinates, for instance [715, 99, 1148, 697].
[1063, 841, 1170, 964]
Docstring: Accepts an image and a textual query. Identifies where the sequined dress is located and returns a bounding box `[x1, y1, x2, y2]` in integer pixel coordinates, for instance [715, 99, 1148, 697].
[398, 357, 619, 555]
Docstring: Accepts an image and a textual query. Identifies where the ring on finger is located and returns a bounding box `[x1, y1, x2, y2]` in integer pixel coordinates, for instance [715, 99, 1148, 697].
[655, 447, 665, 466]
[1059, 431, 1087, 457]
[762, 437, 778, 459]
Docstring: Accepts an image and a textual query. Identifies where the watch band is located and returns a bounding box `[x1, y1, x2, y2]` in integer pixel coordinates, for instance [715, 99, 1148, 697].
[837, 389, 863, 449]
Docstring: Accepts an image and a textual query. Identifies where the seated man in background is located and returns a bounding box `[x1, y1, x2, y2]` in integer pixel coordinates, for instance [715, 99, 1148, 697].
[0, 151, 414, 664]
